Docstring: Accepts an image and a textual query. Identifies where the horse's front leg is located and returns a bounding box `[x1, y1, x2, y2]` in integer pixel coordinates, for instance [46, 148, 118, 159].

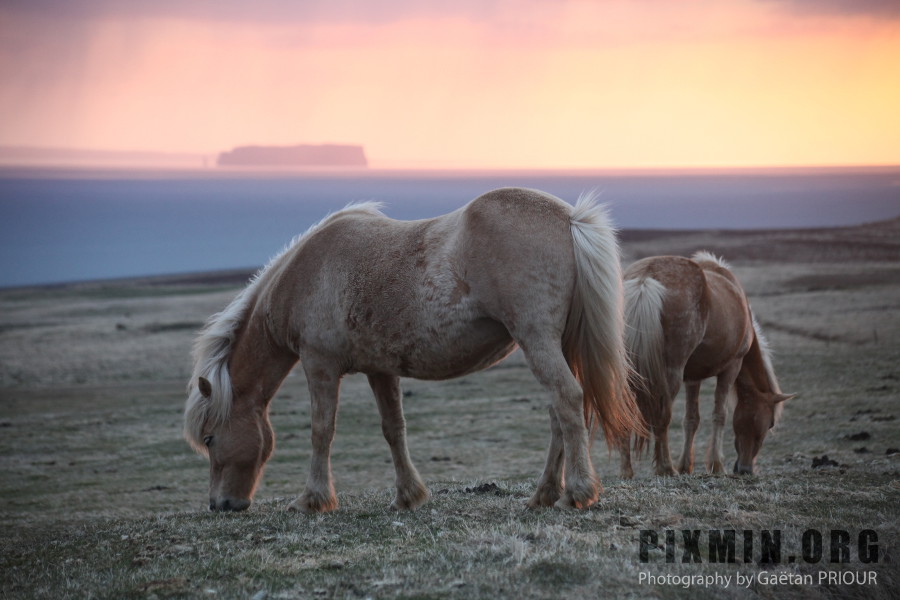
[528, 405, 566, 508]
[289, 363, 341, 514]
[706, 363, 739, 474]
[677, 381, 702, 474]
[368, 373, 430, 511]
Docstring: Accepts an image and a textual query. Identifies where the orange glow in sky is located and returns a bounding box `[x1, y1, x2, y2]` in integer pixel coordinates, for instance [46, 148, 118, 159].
[1, 0, 898, 169]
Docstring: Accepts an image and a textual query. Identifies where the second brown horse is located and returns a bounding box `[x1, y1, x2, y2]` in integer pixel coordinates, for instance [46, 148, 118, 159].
[620, 251, 794, 477]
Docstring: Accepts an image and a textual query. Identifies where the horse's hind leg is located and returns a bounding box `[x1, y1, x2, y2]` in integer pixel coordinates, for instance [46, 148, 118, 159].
[652, 369, 680, 476]
[289, 363, 341, 514]
[677, 381, 702, 474]
[706, 362, 739, 474]
[368, 373, 430, 511]
[528, 405, 566, 508]
[521, 340, 599, 510]
[619, 434, 635, 479]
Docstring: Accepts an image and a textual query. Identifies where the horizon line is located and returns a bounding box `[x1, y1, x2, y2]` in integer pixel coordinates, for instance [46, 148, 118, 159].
[2, 162, 900, 181]
[1, 144, 899, 176]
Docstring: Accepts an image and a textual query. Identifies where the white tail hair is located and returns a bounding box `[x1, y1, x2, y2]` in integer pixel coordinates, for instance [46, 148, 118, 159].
[691, 250, 730, 269]
[563, 192, 646, 447]
[623, 275, 668, 428]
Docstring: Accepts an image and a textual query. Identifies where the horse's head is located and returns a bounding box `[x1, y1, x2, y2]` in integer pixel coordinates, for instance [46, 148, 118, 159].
[188, 376, 275, 511]
[732, 391, 794, 475]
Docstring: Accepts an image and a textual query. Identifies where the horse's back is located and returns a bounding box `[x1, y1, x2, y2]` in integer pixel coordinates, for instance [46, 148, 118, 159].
[625, 256, 709, 366]
[280, 188, 581, 379]
[624, 255, 708, 320]
[454, 188, 577, 324]
[458, 188, 574, 260]
[464, 187, 573, 227]
[627, 254, 752, 380]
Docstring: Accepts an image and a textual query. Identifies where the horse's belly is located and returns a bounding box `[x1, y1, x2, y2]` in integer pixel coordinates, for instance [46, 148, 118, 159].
[351, 317, 516, 380]
[406, 327, 518, 380]
[683, 341, 745, 382]
[683, 359, 722, 382]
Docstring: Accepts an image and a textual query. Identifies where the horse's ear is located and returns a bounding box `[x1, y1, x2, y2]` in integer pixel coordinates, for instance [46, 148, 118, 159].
[773, 393, 796, 405]
[198, 377, 213, 398]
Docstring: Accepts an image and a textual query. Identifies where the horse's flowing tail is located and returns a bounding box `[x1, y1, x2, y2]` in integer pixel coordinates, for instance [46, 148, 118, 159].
[623, 274, 668, 448]
[563, 193, 647, 448]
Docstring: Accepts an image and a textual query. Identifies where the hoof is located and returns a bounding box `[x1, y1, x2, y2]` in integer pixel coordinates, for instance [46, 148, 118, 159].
[677, 462, 694, 475]
[553, 478, 599, 510]
[706, 460, 726, 475]
[620, 466, 635, 480]
[553, 489, 599, 510]
[655, 465, 678, 477]
[288, 490, 338, 514]
[391, 482, 430, 511]
[527, 484, 563, 509]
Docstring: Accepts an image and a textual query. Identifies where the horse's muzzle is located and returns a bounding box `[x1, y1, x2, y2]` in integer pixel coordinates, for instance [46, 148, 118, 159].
[209, 497, 251, 512]
[733, 460, 755, 476]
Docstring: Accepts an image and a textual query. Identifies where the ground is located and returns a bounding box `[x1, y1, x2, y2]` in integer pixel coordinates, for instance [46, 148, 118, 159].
[1, 219, 898, 599]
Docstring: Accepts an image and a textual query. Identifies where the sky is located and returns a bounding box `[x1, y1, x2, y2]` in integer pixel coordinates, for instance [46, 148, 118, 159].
[1, 0, 899, 170]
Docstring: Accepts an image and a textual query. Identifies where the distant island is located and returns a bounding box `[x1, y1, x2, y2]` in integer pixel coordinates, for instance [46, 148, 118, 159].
[217, 144, 368, 168]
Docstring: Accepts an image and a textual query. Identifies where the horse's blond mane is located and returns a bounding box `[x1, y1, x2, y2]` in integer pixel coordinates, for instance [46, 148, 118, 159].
[751, 314, 785, 426]
[184, 201, 386, 454]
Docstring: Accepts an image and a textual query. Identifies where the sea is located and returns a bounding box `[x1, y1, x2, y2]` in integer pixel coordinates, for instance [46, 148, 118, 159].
[1, 167, 898, 288]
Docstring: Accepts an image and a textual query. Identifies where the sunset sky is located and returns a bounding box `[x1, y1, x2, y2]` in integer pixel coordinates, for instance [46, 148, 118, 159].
[1, 0, 898, 170]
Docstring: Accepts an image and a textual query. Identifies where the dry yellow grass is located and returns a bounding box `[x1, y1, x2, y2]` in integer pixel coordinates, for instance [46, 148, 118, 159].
[1, 219, 898, 598]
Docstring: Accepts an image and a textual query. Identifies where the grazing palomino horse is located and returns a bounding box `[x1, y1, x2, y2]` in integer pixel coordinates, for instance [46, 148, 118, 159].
[184, 187, 644, 513]
[619, 252, 793, 477]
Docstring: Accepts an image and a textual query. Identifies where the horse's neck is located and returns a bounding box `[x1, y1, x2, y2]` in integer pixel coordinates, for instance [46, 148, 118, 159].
[229, 304, 299, 408]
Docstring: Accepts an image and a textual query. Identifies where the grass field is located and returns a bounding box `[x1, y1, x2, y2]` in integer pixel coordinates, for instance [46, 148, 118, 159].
[1, 219, 899, 599]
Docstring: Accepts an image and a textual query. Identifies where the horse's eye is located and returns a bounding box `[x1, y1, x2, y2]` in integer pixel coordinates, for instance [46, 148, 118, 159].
[203, 435, 213, 447]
